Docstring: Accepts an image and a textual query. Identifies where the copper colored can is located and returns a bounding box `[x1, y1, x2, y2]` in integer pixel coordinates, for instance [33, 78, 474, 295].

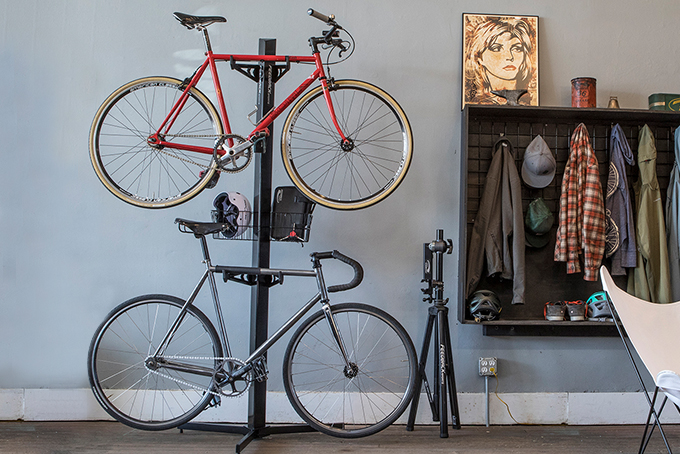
[571, 77, 597, 107]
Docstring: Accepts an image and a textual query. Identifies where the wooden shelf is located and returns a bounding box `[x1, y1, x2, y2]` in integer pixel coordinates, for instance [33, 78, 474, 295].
[476, 320, 618, 337]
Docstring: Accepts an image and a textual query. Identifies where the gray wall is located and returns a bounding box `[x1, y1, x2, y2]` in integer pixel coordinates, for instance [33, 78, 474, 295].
[1, 0, 675, 394]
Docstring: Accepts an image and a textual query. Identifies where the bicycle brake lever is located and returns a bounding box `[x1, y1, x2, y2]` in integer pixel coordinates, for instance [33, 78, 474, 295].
[337, 42, 348, 57]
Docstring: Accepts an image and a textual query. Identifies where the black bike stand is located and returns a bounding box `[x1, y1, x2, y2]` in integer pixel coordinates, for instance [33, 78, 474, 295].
[406, 229, 461, 438]
[179, 38, 315, 454]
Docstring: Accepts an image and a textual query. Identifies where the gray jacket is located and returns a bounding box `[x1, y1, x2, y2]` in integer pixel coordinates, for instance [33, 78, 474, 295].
[466, 138, 526, 304]
[667, 127, 680, 300]
[606, 124, 637, 275]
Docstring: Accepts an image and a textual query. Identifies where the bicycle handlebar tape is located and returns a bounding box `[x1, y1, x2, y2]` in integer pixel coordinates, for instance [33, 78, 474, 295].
[308, 8, 334, 24]
[327, 250, 364, 293]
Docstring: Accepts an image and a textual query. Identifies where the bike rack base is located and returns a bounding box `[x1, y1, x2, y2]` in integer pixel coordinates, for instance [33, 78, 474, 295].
[179, 423, 316, 453]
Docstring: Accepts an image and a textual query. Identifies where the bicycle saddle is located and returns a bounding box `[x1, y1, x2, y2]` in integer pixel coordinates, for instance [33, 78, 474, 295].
[173, 12, 226, 30]
[175, 218, 232, 237]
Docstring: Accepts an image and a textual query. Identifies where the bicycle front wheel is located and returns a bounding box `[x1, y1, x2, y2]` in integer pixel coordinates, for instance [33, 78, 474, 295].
[88, 295, 223, 430]
[283, 303, 417, 438]
[89, 77, 224, 208]
[282, 80, 413, 210]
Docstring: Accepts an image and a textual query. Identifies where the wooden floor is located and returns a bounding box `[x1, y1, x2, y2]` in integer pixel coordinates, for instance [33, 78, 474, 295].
[1, 421, 678, 454]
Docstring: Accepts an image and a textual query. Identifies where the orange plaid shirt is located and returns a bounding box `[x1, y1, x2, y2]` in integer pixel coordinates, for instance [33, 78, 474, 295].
[554, 123, 606, 281]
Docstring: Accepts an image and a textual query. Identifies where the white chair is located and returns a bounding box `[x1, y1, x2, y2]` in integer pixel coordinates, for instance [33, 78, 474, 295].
[600, 265, 680, 454]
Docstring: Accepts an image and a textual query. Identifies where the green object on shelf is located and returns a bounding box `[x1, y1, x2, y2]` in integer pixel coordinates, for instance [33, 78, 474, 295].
[648, 93, 680, 111]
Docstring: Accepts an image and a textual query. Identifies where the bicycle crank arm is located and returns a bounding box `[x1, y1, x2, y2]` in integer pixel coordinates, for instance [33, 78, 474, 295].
[217, 149, 248, 166]
[227, 139, 254, 155]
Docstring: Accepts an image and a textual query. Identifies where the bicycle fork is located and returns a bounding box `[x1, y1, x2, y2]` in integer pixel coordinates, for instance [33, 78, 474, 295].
[313, 257, 356, 376]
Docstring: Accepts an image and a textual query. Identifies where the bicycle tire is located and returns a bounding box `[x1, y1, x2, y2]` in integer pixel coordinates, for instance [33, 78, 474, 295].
[282, 302, 417, 438]
[88, 295, 223, 430]
[89, 77, 224, 208]
[281, 80, 413, 210]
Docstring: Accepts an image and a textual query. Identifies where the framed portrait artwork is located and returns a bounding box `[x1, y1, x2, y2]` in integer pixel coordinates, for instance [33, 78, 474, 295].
[462, 13, 539, 109]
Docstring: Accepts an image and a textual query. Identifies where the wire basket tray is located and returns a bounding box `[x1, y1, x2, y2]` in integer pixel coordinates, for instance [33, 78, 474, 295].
[210, 210, 313, 243]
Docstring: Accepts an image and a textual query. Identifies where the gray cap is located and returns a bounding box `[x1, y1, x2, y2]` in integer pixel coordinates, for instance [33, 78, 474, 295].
[521, 135, 556, 188]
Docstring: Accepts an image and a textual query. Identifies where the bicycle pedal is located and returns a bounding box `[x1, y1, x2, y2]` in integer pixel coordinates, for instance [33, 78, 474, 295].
[252, 357, 269, 382]
[208, 394, 222, 408]
[250, 131, 270, 153]
[200, 170, 220, 189]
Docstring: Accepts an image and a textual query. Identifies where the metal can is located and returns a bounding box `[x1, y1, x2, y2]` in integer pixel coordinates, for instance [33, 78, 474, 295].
[571, 78, 597, 108]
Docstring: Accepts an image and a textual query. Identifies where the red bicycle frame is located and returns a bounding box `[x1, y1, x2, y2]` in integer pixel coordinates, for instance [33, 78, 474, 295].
[148, 51, 347, 156]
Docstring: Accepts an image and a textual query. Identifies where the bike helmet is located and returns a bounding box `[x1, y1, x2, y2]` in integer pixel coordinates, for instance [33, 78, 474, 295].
[586, 291, 613, 321]
[468, 290, 502, 323]
[213, 192, 252, 238]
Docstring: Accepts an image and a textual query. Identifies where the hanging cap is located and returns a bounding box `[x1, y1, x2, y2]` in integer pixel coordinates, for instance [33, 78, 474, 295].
[521, 135, 556, 188]
[525, 198, 554, 248]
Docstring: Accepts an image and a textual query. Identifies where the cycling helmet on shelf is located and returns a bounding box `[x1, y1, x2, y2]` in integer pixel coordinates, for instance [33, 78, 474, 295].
[213, 192, 252, 238]
[586, 291, 613, 321]
[468, 290, 502, 323]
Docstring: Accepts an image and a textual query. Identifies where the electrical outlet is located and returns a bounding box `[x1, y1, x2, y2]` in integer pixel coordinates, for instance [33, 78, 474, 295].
[479, 357, 498, 376]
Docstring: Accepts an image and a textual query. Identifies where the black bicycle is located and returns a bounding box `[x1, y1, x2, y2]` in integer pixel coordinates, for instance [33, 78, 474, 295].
[87, 218, 417, 438]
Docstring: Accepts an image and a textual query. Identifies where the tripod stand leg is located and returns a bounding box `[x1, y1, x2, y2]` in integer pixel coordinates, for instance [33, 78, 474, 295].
[437, 309, 449, 438]
[443, 313, 461, 429]
[407, 311, 437, 430]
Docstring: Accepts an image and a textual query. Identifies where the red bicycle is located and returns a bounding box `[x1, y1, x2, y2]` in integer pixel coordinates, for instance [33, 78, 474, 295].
[89, 9, 413, 210]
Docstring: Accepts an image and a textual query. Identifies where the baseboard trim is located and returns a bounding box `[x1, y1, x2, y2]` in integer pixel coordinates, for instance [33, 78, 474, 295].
[2, 389, 676, 425]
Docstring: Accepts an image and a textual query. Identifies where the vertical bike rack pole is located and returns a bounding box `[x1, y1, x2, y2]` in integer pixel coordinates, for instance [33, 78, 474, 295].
[406, 229, 461, 437]
[239, 38, 315, 453]
[248, 36, 276, 438]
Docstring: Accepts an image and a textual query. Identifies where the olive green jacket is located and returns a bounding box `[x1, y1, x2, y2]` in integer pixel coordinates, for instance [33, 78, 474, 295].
[627, 125, 672, 303]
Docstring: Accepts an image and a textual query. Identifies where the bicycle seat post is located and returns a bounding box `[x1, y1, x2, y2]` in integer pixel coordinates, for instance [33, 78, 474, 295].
[201, 28, 213, 53]
[198, 234, 212, 266]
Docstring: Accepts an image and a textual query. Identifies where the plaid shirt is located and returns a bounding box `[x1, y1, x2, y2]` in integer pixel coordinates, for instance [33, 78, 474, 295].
[554, 123, 606, 281]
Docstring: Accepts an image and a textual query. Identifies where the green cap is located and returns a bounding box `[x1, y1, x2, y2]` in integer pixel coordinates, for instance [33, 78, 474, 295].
[525, 198, 554, 248]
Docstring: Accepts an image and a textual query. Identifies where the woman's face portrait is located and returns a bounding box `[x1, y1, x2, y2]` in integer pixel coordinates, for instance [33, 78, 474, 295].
[479, 32, 526, 81]
[463, 14, 538, 108]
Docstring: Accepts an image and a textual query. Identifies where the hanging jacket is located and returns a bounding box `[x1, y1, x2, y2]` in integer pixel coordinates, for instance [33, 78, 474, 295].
[466, 138, 526, 304]
[554, 123, 606, 281]
[606, 124, 637, 275]
[667, 127, 680, 301]
[628, 125, 672, 303]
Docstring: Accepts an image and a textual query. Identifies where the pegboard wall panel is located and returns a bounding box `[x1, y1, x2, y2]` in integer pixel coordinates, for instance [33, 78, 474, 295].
[460, 105, 680, 326]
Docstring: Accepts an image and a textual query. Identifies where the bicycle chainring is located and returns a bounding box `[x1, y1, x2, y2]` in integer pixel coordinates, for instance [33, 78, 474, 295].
[215, 357, 252, 398]
[214, 134, 252, 173]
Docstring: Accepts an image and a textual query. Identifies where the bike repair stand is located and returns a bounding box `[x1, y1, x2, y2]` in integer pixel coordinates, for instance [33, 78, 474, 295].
[406, 229, 461, 437]
[180, 38, 314, 454]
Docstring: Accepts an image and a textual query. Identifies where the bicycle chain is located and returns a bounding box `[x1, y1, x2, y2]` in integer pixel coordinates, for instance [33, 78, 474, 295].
[157, 148, 212, 169]
[153, 134, 223, 170]
[144, 356, 252, 398]
[155, 134, 252, 173]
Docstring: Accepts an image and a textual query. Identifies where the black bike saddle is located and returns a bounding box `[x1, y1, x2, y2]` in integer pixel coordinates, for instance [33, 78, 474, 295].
[174, 12, 226, 29]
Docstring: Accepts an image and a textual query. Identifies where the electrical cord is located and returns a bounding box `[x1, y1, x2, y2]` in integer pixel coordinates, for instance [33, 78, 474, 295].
[493, 371, 539, 426]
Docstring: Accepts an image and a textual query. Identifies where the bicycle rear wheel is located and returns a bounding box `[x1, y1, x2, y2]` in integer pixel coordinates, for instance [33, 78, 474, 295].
[88, 295, 223, 430]
[89, 76, 224, 208]
[283, 303, 417, 438]
[281, 80, 413, 210]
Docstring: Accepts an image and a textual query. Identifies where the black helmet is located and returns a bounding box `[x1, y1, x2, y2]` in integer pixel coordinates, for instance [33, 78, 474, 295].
[468, 290, 502, 323]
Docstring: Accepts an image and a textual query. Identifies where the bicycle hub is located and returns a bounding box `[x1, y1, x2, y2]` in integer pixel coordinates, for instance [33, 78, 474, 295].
[147, 135, 164, 149]
[145, 357, 159, 370]
[341, 138, 355, 152]
[343, 362, 359, 378]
